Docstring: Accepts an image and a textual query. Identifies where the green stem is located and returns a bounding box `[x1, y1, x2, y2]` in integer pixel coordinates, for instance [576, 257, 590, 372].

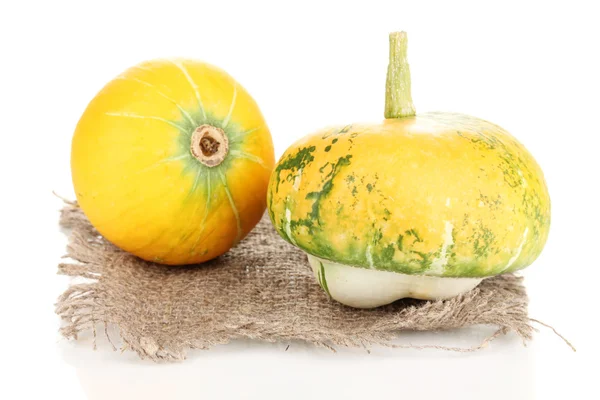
[384, 31, 416, 119]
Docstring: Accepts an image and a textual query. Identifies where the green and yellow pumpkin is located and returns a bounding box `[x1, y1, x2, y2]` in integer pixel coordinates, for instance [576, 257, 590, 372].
[267, 32, 550, 308]
[72, 59, 274, 265]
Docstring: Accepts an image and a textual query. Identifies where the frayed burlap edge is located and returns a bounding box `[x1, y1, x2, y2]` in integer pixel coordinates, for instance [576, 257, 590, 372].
[55, 202, 574, 362]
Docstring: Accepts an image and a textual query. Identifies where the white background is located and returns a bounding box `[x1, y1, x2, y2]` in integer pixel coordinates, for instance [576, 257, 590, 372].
[1, 1, 597, 399]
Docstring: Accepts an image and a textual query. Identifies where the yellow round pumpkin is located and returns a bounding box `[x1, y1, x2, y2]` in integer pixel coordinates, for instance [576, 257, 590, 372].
[71, 59, 274, 265]
[267, 32, 550, 307]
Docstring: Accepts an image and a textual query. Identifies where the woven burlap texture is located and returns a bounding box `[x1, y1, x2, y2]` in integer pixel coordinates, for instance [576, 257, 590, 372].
[56, 204, 537, 362]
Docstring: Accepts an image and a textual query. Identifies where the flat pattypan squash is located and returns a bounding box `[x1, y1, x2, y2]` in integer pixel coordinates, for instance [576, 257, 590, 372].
[268, 33, 550, 308]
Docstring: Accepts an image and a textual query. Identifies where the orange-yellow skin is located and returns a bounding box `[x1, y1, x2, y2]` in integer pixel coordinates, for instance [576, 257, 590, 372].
[268, 113, 550, 277]
[71, 59, 274, 265]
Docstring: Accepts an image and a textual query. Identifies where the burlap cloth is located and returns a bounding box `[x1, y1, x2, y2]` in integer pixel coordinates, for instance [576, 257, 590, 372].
[55, 203, 572, 362]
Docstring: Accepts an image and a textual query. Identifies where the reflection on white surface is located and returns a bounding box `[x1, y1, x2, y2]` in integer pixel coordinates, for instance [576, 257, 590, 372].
[58, 326, 534, 400]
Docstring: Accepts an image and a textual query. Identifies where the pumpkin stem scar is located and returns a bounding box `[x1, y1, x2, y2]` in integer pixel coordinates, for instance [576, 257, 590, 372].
[384, 31, 416, 119]
[190, 125, 229, 167]
[200, 136, 220, 155]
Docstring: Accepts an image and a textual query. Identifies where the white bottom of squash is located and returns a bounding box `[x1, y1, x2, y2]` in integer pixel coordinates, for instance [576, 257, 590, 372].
[307, 254, 484, 308]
